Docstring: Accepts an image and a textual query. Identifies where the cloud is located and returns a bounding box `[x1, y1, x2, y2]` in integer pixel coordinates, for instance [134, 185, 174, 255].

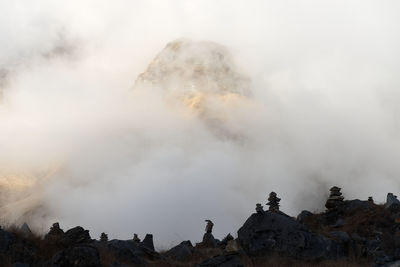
[0, 0, 400, 248]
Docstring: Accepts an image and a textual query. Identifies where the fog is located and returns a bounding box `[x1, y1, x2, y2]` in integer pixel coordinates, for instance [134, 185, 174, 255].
[1, 0, 400, 248]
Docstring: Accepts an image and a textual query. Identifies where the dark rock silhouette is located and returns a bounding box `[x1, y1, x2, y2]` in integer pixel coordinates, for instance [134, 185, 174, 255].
[140, 234, 154, 251]
[266, 191, 280, 211]
[325, 186, 344, 210]
[386, 192, 400, 209]
[59, 226, 92, 247]
[165, 240, 194, 261]
[2, 188, 400, 266]
[100, 232, 108, 242]
[297, 210, 313, 223]
[255, 203, 264, 214]
[237, 210, 343, 260]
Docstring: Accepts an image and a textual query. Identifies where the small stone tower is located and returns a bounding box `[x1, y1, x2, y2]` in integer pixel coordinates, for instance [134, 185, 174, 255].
[325, 186, 344, 210]
[133, 233, 141, 243]
[255, 203, 264, 214]
[267, 192, 281, 211]
[100, 232, 108, 242]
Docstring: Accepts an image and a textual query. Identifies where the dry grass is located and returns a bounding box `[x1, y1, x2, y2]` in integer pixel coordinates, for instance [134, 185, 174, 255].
[251, 254, 370, 267]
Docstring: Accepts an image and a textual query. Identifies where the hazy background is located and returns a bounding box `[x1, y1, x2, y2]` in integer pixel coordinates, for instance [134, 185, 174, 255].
[1, 0, 400, 248]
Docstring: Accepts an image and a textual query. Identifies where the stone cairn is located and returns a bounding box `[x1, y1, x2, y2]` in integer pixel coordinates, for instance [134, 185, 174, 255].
[44, 222, 64, 242]
[133, 233, 141, 243]
[255, 203, 264, 214]
[205, 220, 214, 233]
[267, 192, 281, 212]
[202, 220, 217, 248]
[325, 186, 344, 210]
[100, 232, 108, 242]
[368, 196, 374, 203]
[48, 222, 64, 236]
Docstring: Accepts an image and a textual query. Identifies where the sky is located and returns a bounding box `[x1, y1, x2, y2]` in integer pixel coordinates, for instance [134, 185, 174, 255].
[0, 0, 400, 248]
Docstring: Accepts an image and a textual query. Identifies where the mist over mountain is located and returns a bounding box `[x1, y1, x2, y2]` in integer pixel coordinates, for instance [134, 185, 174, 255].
[0, 0, 400, 249]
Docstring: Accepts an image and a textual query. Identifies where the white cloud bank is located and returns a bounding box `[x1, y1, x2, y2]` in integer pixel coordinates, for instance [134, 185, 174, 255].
[0, 0, 400, 248]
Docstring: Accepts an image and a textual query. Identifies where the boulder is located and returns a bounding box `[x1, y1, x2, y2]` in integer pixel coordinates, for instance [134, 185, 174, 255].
[166, 240, 194, 261]
[59, 226, 91, 247]
[140, 234, 154, 251]
[237, 211, 343, 260]
[101, 240, 149, 265]
[297, 210, 313, 223]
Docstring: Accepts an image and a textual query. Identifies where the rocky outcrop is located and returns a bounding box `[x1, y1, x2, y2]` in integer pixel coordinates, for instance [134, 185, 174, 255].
[59, 226, 92, 247]
[237, 211, 343, 260]
[165, 240, 194, 261]
[3, 188, 400, 266]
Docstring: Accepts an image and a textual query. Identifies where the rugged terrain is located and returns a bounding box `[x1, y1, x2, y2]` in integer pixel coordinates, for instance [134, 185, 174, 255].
[1, 189, 400, 267]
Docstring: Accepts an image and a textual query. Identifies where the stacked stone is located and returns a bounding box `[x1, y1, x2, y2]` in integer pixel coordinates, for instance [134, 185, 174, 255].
[202, 220, 217, 248]
[133, 233, 141, 243]
[100, 232, 108, 242]
[255, 203, 264, 214]
[205, 220, 214, 233]
[325, 186, 344, 210]
[368, 196, 374, 203]
[267, 192, 281, 212]
[48, 223, 64, 236]
[44, 222, 64, 242]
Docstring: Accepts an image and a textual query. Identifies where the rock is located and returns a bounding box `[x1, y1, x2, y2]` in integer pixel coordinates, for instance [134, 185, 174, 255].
[226, 240, 239, 252]
[297, 210, 313, 223]
[48, 245, 100, 267]
[351, 233, 366, 243]
[45, 223, 64, 241]
[197, 253, 243, 267]
[202, 232, 217, 248]
[20, 223, 32, 237]
[375, 255, 394, 266]
[103, 240, 145, 265]
[332, 218, 345, 228]
[132, 234, 140, 243]
[325, 186, 344, 210]
[255, 204, 264, 214]
[329, 231, 350, 243]
[59, 226, 91, 247]
[366, 239, 382, 257]
[166, 240, 194, 261]
[140, 234, 154, 251]
[388, 260, 400, 267]
[0, 229, 15, 251]
[386, 193, 400, 209]
[100, 232, 108, 242]
[266, 192, 281, 212]
[237, 211, 343, 260]
[219, 233, 234, 249]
